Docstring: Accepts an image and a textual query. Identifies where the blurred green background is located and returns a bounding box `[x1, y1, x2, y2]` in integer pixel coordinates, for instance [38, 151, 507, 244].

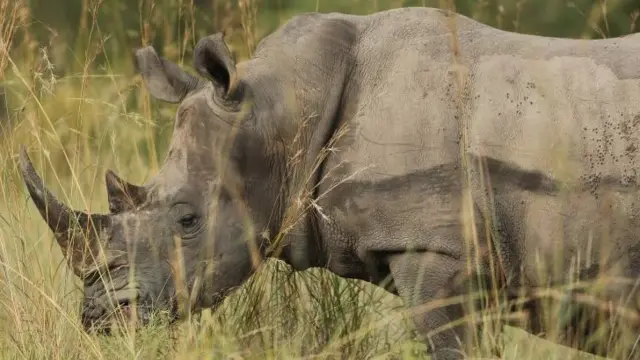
[10, 0, 640, 76]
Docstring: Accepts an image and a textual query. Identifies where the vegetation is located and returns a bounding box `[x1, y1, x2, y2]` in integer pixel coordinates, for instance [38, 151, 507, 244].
[0, 0, 639, 359]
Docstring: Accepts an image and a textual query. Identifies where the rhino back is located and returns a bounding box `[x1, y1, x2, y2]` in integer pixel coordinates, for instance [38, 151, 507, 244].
[322, 7, 640, 182]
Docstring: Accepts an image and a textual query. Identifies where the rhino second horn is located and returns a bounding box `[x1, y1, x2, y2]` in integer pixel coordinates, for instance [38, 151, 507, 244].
[105, 169, 146, 213]
[18, 146, 110, 276]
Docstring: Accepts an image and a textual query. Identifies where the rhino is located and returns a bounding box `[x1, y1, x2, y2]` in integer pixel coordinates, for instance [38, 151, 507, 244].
[18, 7, 640, 360]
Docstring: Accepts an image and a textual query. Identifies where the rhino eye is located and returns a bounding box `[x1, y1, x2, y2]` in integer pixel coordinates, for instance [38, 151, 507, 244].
[178, 214, 198, 229]
[170, 203, 201, 235]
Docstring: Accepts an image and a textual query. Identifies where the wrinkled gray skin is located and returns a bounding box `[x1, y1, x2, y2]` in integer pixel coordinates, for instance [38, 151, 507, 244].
[19, 7, 640, 360]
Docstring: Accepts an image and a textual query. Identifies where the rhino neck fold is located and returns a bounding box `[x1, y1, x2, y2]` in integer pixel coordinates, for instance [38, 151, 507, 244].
[267, 80, 352, 272]
[244, 23, 357, 271]
[264, 81, 353, 272]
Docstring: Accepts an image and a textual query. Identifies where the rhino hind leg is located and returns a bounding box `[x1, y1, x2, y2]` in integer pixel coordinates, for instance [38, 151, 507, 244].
[552, 283, 640, 359]
[558, 251, 639, 358]
[507, 270, 640, 359]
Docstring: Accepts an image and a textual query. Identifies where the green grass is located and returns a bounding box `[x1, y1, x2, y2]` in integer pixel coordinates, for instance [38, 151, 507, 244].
[0, 0, 638, 359]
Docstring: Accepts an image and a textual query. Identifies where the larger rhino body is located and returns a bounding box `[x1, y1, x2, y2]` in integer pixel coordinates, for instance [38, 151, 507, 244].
[19, 7, 640, 360]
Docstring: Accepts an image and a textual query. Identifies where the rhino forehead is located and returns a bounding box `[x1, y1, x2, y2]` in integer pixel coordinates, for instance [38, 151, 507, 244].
[144, 167, 188, 199]
[111, 210, 158, 232]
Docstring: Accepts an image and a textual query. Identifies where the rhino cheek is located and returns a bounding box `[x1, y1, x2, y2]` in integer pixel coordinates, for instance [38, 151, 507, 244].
[201, 245, 255, 307]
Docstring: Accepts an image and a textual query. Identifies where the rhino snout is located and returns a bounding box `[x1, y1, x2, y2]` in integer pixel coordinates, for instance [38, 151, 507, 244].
[81, 288, 160, 334]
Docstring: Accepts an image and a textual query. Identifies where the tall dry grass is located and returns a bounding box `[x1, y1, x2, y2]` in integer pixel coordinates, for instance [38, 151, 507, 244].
[0, 0, 638, 359]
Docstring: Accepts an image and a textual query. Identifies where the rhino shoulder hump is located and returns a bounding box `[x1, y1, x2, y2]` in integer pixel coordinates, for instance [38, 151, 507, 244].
[256, 12, 359, 55]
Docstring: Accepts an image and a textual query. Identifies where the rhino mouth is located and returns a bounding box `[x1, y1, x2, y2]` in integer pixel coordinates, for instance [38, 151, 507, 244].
[82, 297, 180, 335]
[81, 303, 149, 335]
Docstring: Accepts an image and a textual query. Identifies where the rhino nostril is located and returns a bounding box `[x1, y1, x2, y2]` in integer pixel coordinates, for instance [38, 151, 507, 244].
[116, 299, 134, 321]
[112, 288, 139, 309]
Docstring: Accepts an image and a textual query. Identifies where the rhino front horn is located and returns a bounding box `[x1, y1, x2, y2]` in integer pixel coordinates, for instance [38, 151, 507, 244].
[18, 146, 110, 277]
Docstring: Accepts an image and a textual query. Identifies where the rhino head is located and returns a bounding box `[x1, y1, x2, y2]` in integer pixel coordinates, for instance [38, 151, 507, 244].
[19, 33, 290, 333]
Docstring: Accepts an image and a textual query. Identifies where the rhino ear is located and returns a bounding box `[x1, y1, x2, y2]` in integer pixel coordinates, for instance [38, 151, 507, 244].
[134, 46, 199, 103]
[193, 32, 239, 99]
[105, 170, 147, 213]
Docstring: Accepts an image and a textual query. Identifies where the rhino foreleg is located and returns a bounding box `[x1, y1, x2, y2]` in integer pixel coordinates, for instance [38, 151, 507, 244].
[388, 251, 495, 360]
